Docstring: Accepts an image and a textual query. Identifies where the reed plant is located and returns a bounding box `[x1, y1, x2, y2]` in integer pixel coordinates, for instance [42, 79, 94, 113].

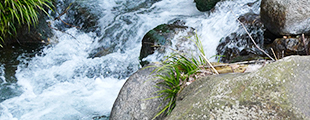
[0, 0, 54, 47]
[149, 33, 217, 119]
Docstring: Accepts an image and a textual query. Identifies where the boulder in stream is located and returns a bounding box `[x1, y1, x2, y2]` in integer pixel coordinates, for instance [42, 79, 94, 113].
[110, 63, 167, 120]
[260, 0, 310, 35]
[166, 55, 310, 119]
[139, 21, 195, 67]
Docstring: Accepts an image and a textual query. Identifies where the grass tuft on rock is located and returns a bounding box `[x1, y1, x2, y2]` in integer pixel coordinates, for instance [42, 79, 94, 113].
[0, 0, 54, 47]
[148, 33, 217, 119]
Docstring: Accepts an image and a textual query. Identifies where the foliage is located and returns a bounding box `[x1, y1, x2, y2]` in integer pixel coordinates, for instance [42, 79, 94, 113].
[0, 0, 54, 47]
[149, 33, 215, 119]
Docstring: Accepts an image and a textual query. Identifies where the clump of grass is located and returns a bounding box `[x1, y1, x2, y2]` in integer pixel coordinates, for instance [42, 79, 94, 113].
[0, 0, 54, 47]
[149, 33, 217, 119]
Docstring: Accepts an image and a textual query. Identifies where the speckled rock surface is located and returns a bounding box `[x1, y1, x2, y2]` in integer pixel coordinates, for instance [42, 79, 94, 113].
[166, 56, 310, 119]
[110, 63, 167, 120]
[261, 0, 310, 35]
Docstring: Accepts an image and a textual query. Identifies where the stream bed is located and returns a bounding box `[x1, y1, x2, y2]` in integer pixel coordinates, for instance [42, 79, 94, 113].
[0, 0, 261, 119]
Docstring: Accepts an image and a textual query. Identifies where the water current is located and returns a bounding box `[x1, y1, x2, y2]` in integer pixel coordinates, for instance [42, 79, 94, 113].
[0, 0, 260, 119]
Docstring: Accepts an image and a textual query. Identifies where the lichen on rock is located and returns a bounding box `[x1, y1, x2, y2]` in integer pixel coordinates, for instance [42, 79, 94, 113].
[166, 56, 310, 119]
[260, 0, 310, 35]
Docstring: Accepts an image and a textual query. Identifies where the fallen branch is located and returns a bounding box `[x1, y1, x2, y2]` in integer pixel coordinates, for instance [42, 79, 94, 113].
[57, 16, 81, 29]
[46, 3, 81, 40]
[54, 3, 71, 20]
[271, 48, 278, 61]
[54, 3, 81, 29]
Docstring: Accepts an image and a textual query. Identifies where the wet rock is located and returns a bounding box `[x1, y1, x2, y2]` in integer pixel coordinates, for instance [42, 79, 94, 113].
[269, 35, 310, 59]
[88, 47, 113, 58]
[261, 0, 310, 35]
[216, 13, 268, 63]
[194, 0, 221, 12]
[55, 1, 100, 34]
[139, 21, 194, 67]
[166, 56, 310, 119]
[110, 63, 167, 120]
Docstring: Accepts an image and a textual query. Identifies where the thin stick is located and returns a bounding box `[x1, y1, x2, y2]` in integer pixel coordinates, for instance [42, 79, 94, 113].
[200, 53, 219, 75]
[48, 25, 77, 39]
[54, 3, 81, 29]
[230, 9, 275, 61]
[270, 48, 278, 61]
[57, 16, 81, 29]
[302, 34, 308, 55]
[54, 3, 72, 21]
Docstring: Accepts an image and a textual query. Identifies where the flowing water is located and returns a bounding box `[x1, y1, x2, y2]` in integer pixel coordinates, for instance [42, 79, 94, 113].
[0, 0, 260, 119]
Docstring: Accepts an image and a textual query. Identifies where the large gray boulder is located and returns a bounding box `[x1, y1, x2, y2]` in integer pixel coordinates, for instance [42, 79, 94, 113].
[166, 56, 310, 119]
[261, 0, 310, 35]
[110, 64, 167, 120]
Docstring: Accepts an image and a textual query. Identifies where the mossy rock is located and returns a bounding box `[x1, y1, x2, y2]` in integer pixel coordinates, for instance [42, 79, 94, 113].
[139, 21, 194, 67]
[166, 56, 310, 119]
[194, 0, 221, 12]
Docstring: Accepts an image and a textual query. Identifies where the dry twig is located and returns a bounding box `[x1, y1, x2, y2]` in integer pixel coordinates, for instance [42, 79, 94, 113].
[302, 34, 308, 55]
[271, 48, 278, 61]
[200, 53, 219, 74]
[230, 9, 275, 61]
[54, 3, 81, 29]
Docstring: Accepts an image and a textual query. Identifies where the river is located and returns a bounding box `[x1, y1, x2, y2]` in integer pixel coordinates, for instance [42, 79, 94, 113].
[0, 0, 260, 119]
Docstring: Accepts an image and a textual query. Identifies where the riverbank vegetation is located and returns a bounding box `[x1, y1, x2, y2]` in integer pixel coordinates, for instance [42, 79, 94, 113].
[0, 0, 54, 47]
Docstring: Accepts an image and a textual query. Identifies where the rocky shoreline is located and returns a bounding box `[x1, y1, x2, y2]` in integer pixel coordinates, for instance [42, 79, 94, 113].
[110, 0, 310, 119]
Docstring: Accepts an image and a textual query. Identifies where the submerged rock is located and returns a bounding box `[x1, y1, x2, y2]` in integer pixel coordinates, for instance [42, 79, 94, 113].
[166, 56, 310, 119]
[194, 0, 221, 12]
[261, 0, 310, 35]
[110, 63, 167, 120]
[139, 21, 194, 67]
